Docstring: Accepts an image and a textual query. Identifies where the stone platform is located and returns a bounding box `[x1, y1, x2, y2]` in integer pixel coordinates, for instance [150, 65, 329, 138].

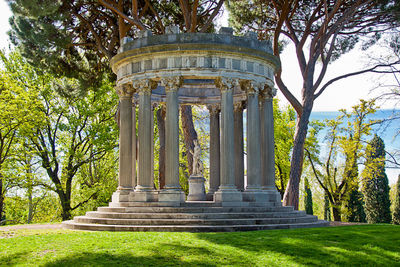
[63, 201, 328, 232]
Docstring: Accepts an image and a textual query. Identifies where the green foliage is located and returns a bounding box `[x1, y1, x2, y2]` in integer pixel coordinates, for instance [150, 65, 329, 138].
[307, 100, 377, 221]
[393, 175, 400, 224]
[342, 185, 366, 223]
[304, 178, 313, 215]
[362, 135, 392, 224]
[273, 100, 296, 196]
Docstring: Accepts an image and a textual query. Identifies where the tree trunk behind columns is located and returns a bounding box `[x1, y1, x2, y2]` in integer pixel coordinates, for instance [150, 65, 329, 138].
[180, 105, 198, 175]
[156, 106, 166, 189]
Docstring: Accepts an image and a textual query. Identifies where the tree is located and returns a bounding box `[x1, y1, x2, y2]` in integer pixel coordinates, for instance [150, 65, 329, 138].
[362, 134, 392, 224]
[342, 185, 366, 223]
[307, 100, 376, 221]
[393, 175, 400, 224]
[227, 0, 400, 209]
[304, 177, 313, 215]
[0, 51, 42, 221]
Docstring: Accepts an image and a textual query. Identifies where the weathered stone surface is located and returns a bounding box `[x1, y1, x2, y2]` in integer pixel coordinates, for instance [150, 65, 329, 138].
[187, 176, 206, 201]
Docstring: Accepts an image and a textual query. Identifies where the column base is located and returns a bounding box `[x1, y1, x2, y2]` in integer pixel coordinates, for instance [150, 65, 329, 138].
[262, 189, 282, 203]
[242, 189, 268, 203]
[214, 187, 243, 206]
[158, 189, 185, 204]
[111, 190, 131, 203]
[130, 190, 158, 202]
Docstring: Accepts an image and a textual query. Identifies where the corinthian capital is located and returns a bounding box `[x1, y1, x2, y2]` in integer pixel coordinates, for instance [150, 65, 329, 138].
[214, 77, 239, 92]
[115, 83, 134, 98]
[261, 86, 277, 99]
[132, 79, 158, 95]
[207, 104, 220, 115]
[161, 76, 183, 92]
[240, 79, 264, 95]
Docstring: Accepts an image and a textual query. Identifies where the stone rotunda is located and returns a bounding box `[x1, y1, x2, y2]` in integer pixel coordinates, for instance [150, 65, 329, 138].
[64, 28, 328, 231]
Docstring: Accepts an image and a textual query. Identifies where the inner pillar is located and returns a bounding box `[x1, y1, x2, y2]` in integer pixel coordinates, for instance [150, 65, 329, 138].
[234, 102, 245, 191]
[159, 77, 185, 203]
[207, 104, 221, 200]
[214, 77, 243, 205]
[132, 79, 158, 202]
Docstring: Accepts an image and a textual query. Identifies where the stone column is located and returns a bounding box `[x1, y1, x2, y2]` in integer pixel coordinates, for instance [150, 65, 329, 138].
[159, 77, 185, 203]
[260, 86, 281, 203]
[206, 104, 220, 200]
[132, 79, 158, 202]
[242, 80, 268, 203]
[214, 77, 242, 204]
[234, 102, 244, 191]
[112, 83, 134, 203]
[132, 103, 137, 189]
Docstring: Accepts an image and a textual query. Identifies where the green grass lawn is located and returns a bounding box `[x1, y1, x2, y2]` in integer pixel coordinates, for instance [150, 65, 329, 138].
[1, 225, 399, 266]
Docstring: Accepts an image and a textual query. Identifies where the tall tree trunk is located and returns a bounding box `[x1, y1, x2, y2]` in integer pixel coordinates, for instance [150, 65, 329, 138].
[0, 173, 4, 222]
[27, 182, 33, 224]
[180, 105, 198, 175]
[156, 106, 166, 189]
[283, 103, 312, 209]
[324, 192, 331, 221]
[332, 206, 342, 222]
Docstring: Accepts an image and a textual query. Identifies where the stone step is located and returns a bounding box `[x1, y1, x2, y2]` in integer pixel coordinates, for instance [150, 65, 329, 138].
[62, 220, 329, 232]
[74, 215, 318, 226]
[97, 206, 294, 214]
[86, 211, 306, 220]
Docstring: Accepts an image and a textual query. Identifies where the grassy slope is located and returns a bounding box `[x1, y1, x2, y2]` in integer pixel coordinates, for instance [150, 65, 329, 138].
[0, 225, 399, 266]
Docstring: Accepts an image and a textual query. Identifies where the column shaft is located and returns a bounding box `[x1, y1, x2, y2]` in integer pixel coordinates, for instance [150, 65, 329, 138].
[246, 91, 262, 190]
[132, 104, 137, 188]
[118, 97, 133, 190]
[165, 90, 180, 189]
[220, 88, 235, 188]
[137, 91, 153, 190]
[208, 106, 220, 195]
[234, 104, 244, 191]
[262, 98, 276, 189]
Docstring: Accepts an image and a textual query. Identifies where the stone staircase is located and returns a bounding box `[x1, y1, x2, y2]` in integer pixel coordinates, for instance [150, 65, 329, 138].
[63, 201, 328, 232]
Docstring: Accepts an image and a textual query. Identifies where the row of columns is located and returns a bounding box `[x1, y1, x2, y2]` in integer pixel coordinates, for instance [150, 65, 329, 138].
[114, 76, 277, 204]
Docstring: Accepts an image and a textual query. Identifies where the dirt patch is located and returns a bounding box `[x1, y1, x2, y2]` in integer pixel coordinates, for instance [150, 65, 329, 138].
[329, 221, 366, 227]
[0, 223, 63, 231]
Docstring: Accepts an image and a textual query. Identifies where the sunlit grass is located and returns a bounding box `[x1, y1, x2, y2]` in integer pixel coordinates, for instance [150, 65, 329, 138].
[0, 225, 399, 266]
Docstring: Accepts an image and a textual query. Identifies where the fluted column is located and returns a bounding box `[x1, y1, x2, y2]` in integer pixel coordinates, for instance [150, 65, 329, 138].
[132, 102, 137, 189]
[234, 102, 244, 191]
[214, 77, 242, 204]
[260, 86, 281, 203]
[243, 81, 262, 190]
[159, 76, 185, 203]
[207, 104, 220, 200]
[132, 79, 158, 202]
[112, 83, 134, 203]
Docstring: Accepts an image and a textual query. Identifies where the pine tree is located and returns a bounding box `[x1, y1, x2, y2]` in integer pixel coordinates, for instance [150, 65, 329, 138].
[304, 178, 313, 215]
[393, 175, 400, 225]
[362, 134, 392, 223]
[342, 185, 366, 223]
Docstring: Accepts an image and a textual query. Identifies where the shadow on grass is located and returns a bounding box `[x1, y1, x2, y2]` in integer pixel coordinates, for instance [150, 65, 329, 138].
[195, 225, 400, 266]
[42, 252, 197, 267]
